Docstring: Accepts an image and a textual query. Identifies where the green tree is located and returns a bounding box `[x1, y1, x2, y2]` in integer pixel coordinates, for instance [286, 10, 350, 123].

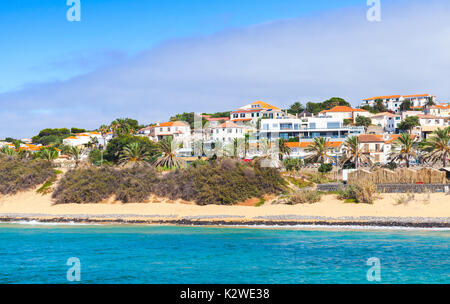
[304, 137, 334, 165]
[287, 102, 305, 115]
[355, 116, 372, 131]
[278, 138, 291, 161]
[340, 136, 373, 169]
[153, 138, 183, 169]
[397, 116, 419, 133]
[71, 127, 87, 134]
[318, 163, 332, 174]
[425, 96, 435, 107]
[422, 127, 450, 167]
[399, 100, 412, 111]
[65, 146, 86, 167]
[119, 142, 152, 165]
[374, 99, 387, 112]
[35, 147, 59, 162]
[105, 135, 158, 163]
[389, 133, 417, 168]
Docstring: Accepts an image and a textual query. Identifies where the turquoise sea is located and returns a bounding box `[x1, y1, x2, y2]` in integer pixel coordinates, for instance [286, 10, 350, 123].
[0, 223, 448, 284]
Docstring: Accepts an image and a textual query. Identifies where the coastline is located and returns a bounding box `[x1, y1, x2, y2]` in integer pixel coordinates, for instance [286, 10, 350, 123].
[0, 189, 449, 228]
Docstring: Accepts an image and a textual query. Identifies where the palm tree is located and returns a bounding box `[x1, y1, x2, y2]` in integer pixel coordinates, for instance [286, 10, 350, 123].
[232, 138, 240, 158]
[422, 127, 450, 167]
[87, 137, 99, 149]
[66, 146, 86, 167]
[341, 136, 373, 169]
[278, 138, 291, 161]
[119, 142, 151, 165]
[0, 145, 17, 156]
[153, 138, 183, 169]
[389, 133, 417, 168]
[99, 124, 110, 149]
[35, 147, 59, 162]
[304, 137, 335, 165]
[243, 133, 250, 158]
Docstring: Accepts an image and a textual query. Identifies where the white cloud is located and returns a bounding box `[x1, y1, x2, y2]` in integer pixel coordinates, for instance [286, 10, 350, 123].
[1, 0, 450, 138]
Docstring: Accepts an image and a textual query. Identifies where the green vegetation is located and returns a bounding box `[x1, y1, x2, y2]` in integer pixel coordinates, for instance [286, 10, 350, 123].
[104, 135, 158, 164]
[390, 133, 417, 168]
[318, 163, 333, 174]
[283, 158, 303, 171]
[305, 97, 351, 115]
[341, 136, 373, 169]
[70, 127, 87, 134]
[170, 112, 207, 128]
[355, 116, 371, 130]
[305, 137, 334, 165]
[0, 156, 56, 195]
[34, 147, 59, 162]
[421, 127, 450, 166]
[153, 138, 183, 169]
[286, 102, 305, 115]
[337, 180, 377, 204]
[32, 128, 71, 146]
[288, 190, 322, 204]
[397, 116, 419, 132]
[52, 158, 286, 205]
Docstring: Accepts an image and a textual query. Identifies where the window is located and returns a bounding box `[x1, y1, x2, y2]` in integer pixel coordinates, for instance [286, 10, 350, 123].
[251, 113, 254, 117]
[294, 124, 299, 130]
[257, 113, 260, 117]
[160, 128, 163, 131]
[240, 113, 245, 118]
[262, 124, 269, 130]
[309, 123, 316, 129]
[228, 129, 232, 133]
[327, 122, 340, 128]
[272, 123, 278, 128]
[233, 114, 238, 118]
[167, 128, 170, 132]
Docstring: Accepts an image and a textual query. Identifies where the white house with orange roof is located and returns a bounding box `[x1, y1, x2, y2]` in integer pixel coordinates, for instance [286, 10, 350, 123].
[361, 94, 435, 113]
[62, 132, 103, 147]
[369, 112, 402, 133]
[230, 101, 289, 125]
[424, 103, 450, 117]
[154, 121, 191, 142]
[210, 121, 244, 143]
[317, 106, 370, 122]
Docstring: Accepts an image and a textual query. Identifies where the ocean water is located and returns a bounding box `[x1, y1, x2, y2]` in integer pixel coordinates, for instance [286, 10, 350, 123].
[0, 223, 448, 284]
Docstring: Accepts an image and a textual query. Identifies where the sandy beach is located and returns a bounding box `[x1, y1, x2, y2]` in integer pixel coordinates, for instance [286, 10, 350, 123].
[0, 189, 449, 227]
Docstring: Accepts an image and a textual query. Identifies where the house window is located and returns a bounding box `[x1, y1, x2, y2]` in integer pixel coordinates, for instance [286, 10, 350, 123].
[272, 123, 278, 128]
[240, 114, 245, 118]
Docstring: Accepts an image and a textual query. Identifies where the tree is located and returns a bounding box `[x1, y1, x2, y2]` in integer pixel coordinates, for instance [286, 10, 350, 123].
[374, 99, 387, 112]
[304, 137, 334, 165]
[287, 102, 305, 115]
[35, 147, 59, 162]
[99, 124, 110, 149]
[318, 163, 332, 174]
[305, 97, 350, 115]
[389, 133, 417, 168]
[110, 118, 140, 137]
[355, 116, 372, 131]
[340, 136, 373, 169]
[170, 112, 207, 128]
[278, 138, 291, 161]
[153, 138, 183, 169]
[119, 142, 152, 165]
[343, 119, 352, 126]
[425, 96, 435, 107]
[422, 127, 450, 167]
[397, 116, 419, 133]
[105, 135, 158, 164]
[0, 146, 16, 156]
[66, 146, 86, 167]
[71, 127, 87, 134]
[399, 100, 412, 111]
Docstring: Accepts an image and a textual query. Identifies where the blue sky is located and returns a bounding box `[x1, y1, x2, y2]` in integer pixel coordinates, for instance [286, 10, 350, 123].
[1, 0, 450, 138]
[0, 0, 363, 93]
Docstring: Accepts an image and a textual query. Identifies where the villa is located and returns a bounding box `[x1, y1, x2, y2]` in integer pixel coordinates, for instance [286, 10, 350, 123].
[317, 106, 370, 123]
[230, 101, 290, 125]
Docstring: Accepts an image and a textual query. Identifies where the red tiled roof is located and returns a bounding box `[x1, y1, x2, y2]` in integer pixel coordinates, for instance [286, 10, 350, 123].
[285, 141, 343, 148]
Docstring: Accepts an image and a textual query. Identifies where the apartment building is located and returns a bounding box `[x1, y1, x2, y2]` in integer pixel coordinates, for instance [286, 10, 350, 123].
[369, 112, 402, 133]
[210, 121, 244, 143]
[259, 117, 365, 141]
[361, 94, 435, 113]
[230, 101, 289, 125]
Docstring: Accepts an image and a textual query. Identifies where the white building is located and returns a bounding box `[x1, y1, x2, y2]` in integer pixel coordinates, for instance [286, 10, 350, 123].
[361, 94, 435, 113]
[369, 112, 402, 133]
[285, 141, 344, 161]
[230, 101, 289, 125]
[318, 106, 370, 122]
[210, 121, 244, 143]
[62, 132, 105, 148]
[259, 117, 365, 141]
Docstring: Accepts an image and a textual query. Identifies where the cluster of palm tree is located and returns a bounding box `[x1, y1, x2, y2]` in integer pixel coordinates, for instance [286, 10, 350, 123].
[301, 126, 450, 169]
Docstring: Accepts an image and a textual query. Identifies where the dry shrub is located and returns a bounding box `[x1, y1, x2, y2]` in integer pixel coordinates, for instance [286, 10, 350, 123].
[338, 180, 377, 204]
[52, 159, 286, 205]
[288, 190, 322, 204]
[0, 156, 56, 195]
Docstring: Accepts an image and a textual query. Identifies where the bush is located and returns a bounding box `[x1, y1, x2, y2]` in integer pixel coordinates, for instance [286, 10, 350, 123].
[318, 163, 333, 174]
[0, 156, 56, 195]
[52, 158, 286, 205]
[288, 190, 322, 204]
[52, 165, 158, 204]
[283, 158, 303, 171]
[104, 135, 158, 164]
[337, 180, 377, 204]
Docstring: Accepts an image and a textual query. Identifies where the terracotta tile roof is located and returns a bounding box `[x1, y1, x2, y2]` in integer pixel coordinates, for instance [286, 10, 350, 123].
[215, 121, 242, 128]
[319, 106, 368, 113]
[363, 94, 431, 101]
[357, 134, 385, 143]
[371, 112, 398, 118]
[159, 121, 190, 127]
[231, 109, 263, 114]
[206, 117, 230, 121]
[385, 134, 417, 144]
[250, 101, 281, 110]
[232, 118, 253, 122]
[285, 141, 343, 148]
[417, 114, 442, 119]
